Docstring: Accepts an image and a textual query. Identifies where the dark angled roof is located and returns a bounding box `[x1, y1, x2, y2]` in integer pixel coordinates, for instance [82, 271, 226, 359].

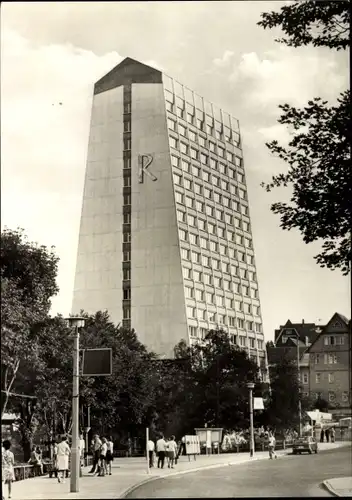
[275, 320, 320, 345]
[267, 345, 308, 365]
[307, 312, 351, 352]
[94, 57, 162, 95]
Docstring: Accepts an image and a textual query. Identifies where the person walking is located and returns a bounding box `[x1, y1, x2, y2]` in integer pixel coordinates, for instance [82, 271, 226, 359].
[156, 434, 166, 469]
[148, 438, 155, 468]
[2, 440, 15, 499]
[325, 428, 330, 443]
[98, 437, 108, 476]
[106, 436, 114, 475]
[79, 434, 85, 476]
[320, 428, 325, 443]
[167, 436, 177, 469]
[268, 432, 277, 460]
[331, 427, 335, 443]
[56, 436, 71, 483]
[89, 435, 102, 474]
[36, 447, 44, 476]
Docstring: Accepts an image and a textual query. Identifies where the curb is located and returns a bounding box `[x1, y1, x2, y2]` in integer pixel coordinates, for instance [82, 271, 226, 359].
[322, 480, 340, 497]
[119, 451, 289, 498]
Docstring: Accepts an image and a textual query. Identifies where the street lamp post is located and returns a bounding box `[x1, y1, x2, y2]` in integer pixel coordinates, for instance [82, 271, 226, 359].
[247, 382, 255, 458]
[297, 343, 302, 437]
[66, 316, 86, 493]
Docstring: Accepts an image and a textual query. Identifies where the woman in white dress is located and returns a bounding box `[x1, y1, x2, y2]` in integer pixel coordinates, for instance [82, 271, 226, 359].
[2, 440, 15, 500]
[56, 436, 71, 483]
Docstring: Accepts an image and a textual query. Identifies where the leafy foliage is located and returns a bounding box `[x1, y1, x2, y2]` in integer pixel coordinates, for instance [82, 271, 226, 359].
[258, 1, 350, 51]
[258, 2, 351, 275]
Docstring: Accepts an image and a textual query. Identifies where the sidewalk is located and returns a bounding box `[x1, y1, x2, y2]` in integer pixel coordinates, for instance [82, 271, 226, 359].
[11, 441, 350, 500]
[323, 477, 352, 497]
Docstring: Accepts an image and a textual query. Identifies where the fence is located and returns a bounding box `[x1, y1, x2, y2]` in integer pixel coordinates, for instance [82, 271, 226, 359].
[221, 439, 288, 454]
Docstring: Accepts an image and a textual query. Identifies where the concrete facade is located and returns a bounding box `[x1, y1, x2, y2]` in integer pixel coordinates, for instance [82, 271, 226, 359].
[72, 58, 266, 364]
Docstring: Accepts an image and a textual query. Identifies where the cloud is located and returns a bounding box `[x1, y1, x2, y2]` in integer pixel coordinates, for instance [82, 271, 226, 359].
[213, 50, 235, 67]
[230, 46, 348, 110]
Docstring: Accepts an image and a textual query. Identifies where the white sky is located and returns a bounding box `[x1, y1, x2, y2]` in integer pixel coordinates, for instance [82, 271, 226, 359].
[1, 1, 350, 341]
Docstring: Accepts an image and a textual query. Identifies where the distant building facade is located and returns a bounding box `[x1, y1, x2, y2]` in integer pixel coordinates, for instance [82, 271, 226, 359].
[267, 313, 351, 418]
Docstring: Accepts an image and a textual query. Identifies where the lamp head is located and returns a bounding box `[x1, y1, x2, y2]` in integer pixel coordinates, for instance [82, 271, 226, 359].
[65, 316, 86, 329]
[247, 382, 255, 390]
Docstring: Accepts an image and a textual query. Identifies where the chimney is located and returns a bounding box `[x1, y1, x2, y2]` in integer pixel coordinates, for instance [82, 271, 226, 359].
[302, 319, 305, 325]
[305, 336, 309, 346]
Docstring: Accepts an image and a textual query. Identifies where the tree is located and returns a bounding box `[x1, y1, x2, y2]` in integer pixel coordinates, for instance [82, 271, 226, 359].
[266, 356, 300, 431]
[258, 1, 351, 275]
[1, 228, 59, 417]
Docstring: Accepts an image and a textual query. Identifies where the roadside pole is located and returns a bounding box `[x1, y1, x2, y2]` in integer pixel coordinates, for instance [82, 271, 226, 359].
[146, 427, 150, 474]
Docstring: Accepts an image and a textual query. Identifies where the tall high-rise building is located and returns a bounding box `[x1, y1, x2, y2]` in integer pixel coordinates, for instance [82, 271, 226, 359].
[72, 57, 266, 374]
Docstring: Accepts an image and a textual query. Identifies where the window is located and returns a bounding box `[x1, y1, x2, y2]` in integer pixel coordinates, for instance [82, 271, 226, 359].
[173, 173, 182, 185]
[185, 287, 194, 299]
[200, 237, 208, 249]
[123, 177, 131, 187]
[189, 326, 197, 337]
[183, 267, 192, 279]
[123, 138, 131, 150]
[218, 227, 225, 238]
[251, 289, 258, 299]
[200, 152, 208, 165]
[194, 270, 202, 282]
[233, 201, 240, 212]
[227, 151, 234, 163]
[342, 391, 349, 402]
[194, 183, 202, 195]
[123, 289, 131, 300]
[225, 213, 233, 224]
[192, 251, 201, 263]
[206, 292, 215, 304]
[249, 338, 255, 348]
[186, 196, 194, 208]
[222, 262, 230, 273]
[177, 107, 184, 119]
[187, 214, 196, 226]
[223, 197, 230, 208]
[124, 157, 131, 169]
[212, 175, 220, 187]
[166, 101, 174, 112]
[236, 235, 243, 245]
[219, 314, 226, 325]
[238, 172, 244, 183]
[235, 300, 243, 312]
[316, 373, 321, 383]
[124, 103, 131, 114]
[189, 130, 196, 142]
[241, 205, 249, 216]
[189, 233, 199, 245]
[245, 303, 251, 313]
[329, 392, 336, 402]
[123, 268, 131, 280]
[218, 146, 225, 158]
[210, 158, 217, 169]
[124, 121, 131, 132]
[231, 264, 238, 276]
[243, 221, 250, 232]
[179, 124, 187, 136]
[247, 321, 254, 331]
[196, 201, 204, 212]
[192, 165, 200, 177]
[175, 191, 184, 204]
[187, 113, 194, 125]
[206, 205, 214, 217]
[199, 135, 206, 147]
[219, 243, 227, 255]
[168, 119, 176, 131]
[197, 118, 204, 130]
[204, 274, 212, 285]
[219, 163, 227, 175]
[182, 160, 190, 173]
[199, 309, 207, 321]
[224, 279, 231, 290]
[207, 222, 215, 234]
[324, 353, 338, 364]
[336, 336, 345, 345]
[170, 137, 178, 149]
[213, 192, 221, 204]
[123, 194, 131, 205]
[328, 373, 335, 383]
[216, 209, 224, 221]
[206, 124, 214, 135]
[180, 142, 188, 154]
[181, 248, 190, 260]
[210, 241, 218, 252]
[225, 297, 233, 308]
[237, 318, 244, 329]
[233, 282, 240, 293]
[315, 354, 320, 364]
[324, 336, 337, 346]
[184, 178, 192, 190]
[228, 316, 236, 327]
[123, 232, 131, 243]
[123, 213, 131, 224]
[190, 147, 198, 160]
[171, 155, 179, 168]
[212, 258, 221, 270]
[215, 277, 222, 288]
[216, 295, 225, 307]
[203, 170, 210, 182]
[302, 373, 308, 384]
[123, 308, 130, 320]
[209, 141, 216, 152]
[187, 306, 196, 318]
[240, 268, 248, 279]
[209, 312, 217, 323]
[202, 255, 211, 267]
[198, 218, 206, 230]
[243, 286, 250, 297]
[179, 229, 187, 241]
[255, 323, 262, 333]
[195, 289, 204, 301]
[239, 336, 246, 346]
[239, 188, 246, 199]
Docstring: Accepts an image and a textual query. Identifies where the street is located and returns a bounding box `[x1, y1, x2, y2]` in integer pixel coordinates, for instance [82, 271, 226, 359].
[126, 447, 352, 498]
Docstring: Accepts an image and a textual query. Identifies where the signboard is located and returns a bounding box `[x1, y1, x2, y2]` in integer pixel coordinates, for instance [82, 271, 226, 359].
[253, 397, 264, 410]
[82, 348, 112, 376]
[185, 435, 200, 455]
[138, 154, 157, 183]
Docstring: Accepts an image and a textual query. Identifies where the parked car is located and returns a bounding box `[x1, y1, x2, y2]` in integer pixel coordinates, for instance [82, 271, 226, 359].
[292, 436, 318, 455]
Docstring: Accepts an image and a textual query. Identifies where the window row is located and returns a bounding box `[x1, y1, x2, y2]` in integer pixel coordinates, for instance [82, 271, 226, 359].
[168, 122, 242, 164]
[183, 266, 257, 289]
[314, 353, 339, 364]
[181, 247, 255, 266]
[313, 391, 349, 402]
[185, 285, 259, 304]
[188, 326, 263, 349]
[177, 208, 250, 232]
[165, 96, 240, 146]
[324, 335, 345, 346]
[315, 372, 337, 384]
[178, 225, 252, 248]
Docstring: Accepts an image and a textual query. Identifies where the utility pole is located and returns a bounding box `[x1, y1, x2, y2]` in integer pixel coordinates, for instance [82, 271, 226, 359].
[247, 382, 255, 458]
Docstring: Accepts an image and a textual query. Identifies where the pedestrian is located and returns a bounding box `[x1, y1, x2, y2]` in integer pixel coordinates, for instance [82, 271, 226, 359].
[106, 436, 114, 475]
[98, 437, 107, 476]
[56, 435, 71, 483]
[320, 428, 325, 443]
[167, 436, 177, 469]
[147, 438, 155, 468]
[156, 434, 166, 469]
[89, 434, 102, 474]
[2, 440, 15, 499]
[36, 447, 44, 475]
[331, 427, 335, 443]
[28, 447, 41, 476]
[51, 439, 58, 479]
[268, 432, 277, 460]
[325, 428, 330, 443]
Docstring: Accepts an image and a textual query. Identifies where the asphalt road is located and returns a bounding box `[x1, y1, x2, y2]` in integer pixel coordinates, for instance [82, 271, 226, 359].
[126, 447, 352, 498]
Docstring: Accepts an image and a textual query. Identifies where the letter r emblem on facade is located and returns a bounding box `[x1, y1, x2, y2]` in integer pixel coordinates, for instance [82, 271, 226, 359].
[138, 154, 157, 183]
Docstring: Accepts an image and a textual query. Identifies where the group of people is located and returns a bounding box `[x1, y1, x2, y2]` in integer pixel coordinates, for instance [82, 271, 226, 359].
[88, 434, 114, 477]
[320, 427, 335, 443]
[148, 435, 185, 469]
[28, 446, 44, 475]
